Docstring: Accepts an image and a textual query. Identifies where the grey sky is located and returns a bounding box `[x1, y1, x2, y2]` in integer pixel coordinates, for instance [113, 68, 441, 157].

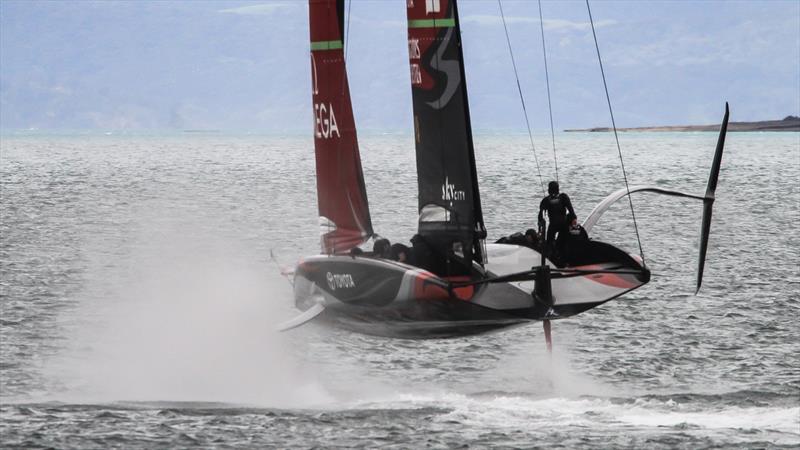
[1, 0, 798, 132]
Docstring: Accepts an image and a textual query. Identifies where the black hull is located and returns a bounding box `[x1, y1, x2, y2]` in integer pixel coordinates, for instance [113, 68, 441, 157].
[292, 254, 614, 339]
[316, 300, 531, 339]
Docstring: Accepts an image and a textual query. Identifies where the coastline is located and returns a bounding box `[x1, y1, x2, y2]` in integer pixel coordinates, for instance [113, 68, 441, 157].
[565, 116, 800, 132]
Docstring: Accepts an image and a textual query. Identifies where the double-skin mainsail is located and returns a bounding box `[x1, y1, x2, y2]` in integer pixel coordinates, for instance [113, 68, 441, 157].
[407, 0, 486, 272]
[309, 0, 373, 253]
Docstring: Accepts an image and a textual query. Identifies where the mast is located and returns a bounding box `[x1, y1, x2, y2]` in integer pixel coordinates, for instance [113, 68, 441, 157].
[453, 0, 487, 264]
[309, 0, 373, 254]
[406, 0, 486, 269]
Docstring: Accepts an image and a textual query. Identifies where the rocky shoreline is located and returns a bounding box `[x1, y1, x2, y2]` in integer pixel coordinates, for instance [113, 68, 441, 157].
[566, 115, 799, 132]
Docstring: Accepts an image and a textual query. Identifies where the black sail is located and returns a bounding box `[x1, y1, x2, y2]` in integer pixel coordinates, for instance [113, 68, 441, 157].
[406, 0, 485, 272]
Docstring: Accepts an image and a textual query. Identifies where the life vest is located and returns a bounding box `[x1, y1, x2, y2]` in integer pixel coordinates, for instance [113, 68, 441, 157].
[545, 194, 569, 222]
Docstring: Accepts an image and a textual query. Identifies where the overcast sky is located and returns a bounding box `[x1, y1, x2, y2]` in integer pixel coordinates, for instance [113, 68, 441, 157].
[1, 0, 798, 132]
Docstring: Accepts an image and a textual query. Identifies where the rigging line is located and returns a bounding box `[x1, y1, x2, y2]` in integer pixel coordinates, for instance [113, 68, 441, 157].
[434, 19, 449, 233]
[344, 0, 352, 59]
[497, 0, 545, 195]
[341, 0, 353, 97]
[585, 0, 646, 265]
[339, 0, 358, 251]
[323, 1, 336, 253]
[537, 0, 558, 183]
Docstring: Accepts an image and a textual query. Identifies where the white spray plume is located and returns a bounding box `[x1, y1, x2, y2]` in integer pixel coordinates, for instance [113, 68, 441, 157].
[45, 216, 332, 408]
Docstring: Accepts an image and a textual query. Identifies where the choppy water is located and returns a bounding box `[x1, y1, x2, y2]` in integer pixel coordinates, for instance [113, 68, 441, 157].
[1, 132, 798, 448]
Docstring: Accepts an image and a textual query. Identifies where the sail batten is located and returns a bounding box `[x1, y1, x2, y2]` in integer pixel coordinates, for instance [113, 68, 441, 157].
[407, 0, 485, 266]
[309, 0, 373, 254]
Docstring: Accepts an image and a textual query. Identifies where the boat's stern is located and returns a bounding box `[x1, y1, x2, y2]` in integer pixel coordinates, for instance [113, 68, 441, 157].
[483, 242, 649, 319]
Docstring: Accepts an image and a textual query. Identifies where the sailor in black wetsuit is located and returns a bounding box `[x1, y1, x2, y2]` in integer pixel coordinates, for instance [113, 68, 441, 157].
[538, 181, 577, 261]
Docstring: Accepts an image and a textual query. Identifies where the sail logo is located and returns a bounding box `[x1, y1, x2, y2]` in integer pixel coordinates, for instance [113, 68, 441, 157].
[311, 53, 319, 95]
[310, 53, 340, 140]
[425, 25, 460, 109]
[410, 64, 422, 85]
[409, 38, 422, 85]
[326, 272, 355, 291]
[408, 38, 421, 59]
[441, 176, 465, 202]
[545, 307, 559, 318]
[314, 102, 340, 139]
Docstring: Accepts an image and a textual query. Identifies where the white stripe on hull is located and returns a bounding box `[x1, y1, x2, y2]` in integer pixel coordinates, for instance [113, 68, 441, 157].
[485, 243, 642, 306]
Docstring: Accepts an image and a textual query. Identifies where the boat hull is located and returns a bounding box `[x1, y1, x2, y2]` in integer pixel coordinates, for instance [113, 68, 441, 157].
[293, 255, 533, 338]
[292, 242, 647, 339]
[483, 242, 648, 316]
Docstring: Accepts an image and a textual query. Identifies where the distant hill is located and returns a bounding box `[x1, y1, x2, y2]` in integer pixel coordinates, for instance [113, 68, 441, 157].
[566, 116, 800, 132]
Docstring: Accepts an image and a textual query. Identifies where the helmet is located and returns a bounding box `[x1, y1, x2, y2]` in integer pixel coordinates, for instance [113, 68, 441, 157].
[548, 181, 559, 195]
[373, 238, 391, 257]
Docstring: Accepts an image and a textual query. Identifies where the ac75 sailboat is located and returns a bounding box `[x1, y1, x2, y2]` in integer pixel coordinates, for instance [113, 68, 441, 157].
[286, 0, 727, 341]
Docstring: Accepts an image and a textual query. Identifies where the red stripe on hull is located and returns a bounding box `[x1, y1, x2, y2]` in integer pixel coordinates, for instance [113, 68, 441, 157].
[443, 275, 475, 300]
[412, 271, 450, 301]
[572, 264, 640, 289]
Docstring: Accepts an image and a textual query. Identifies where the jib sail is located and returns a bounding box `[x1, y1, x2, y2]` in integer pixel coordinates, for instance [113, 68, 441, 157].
[406, 0, 486, 266]
[309, 0, 373, 253]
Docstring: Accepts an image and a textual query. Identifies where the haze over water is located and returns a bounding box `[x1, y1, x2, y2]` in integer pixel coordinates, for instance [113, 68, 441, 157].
[0, 132, 798, 448]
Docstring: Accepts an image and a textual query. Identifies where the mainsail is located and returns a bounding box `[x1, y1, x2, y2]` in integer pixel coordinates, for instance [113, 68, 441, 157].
[309, 0, 373, 253]
[406, 0, 486, 266]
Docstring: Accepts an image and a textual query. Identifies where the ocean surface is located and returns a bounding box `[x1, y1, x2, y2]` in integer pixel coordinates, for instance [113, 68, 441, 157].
[1, 131, 798, 448]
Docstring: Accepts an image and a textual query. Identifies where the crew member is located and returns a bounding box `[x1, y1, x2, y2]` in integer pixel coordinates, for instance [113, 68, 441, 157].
[538, 181, 577, 260]
[564, 221, 590, 264]
[524, 228, 543, 252]
[390, 243, 412, 264]
[495, 228, 542, 251]
[372, 238, 391, 258]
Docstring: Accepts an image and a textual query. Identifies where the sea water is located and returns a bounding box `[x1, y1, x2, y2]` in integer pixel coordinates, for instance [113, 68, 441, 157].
[1, 131, 798, 448]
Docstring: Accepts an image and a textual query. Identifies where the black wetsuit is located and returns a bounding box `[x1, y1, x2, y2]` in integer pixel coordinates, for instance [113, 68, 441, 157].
[564, 223, 590, 264]
[538, 193, 576, 258]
